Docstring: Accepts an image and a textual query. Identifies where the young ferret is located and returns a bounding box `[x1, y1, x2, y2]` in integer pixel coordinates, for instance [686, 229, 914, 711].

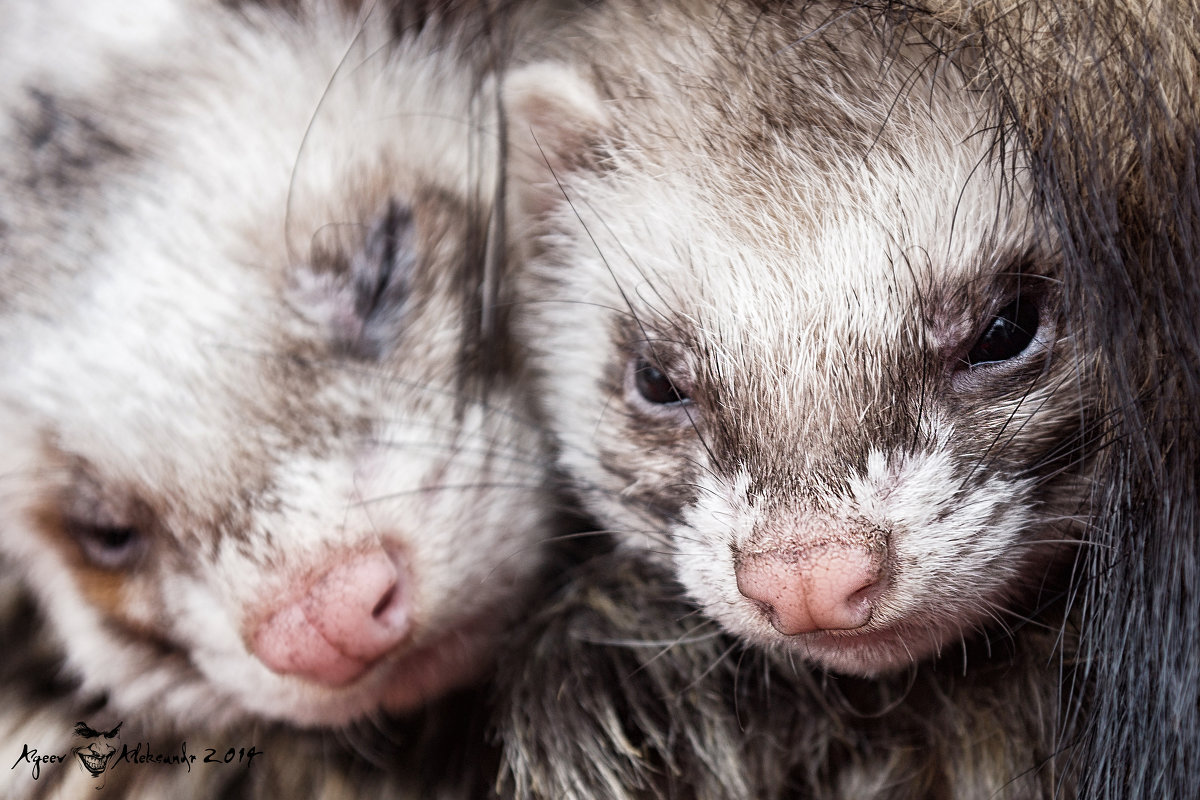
[507, 0, 1094, 681]
[495, 3, 1200, 797]
[0, 0, 555, 744]
[493, 1, 1111, 795]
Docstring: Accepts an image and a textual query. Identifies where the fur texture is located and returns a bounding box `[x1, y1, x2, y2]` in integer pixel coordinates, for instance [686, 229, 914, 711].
[0, 570, 495, 799]
[494, 0, 1125, 797]
[493, 549, 1075, 799]
[3, 0, 1193, 797]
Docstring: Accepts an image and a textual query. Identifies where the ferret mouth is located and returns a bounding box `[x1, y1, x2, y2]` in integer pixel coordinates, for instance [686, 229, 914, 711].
[376, 619, 493, 713]
[241, 615, 499, 727]
[777, 622, 946, 676]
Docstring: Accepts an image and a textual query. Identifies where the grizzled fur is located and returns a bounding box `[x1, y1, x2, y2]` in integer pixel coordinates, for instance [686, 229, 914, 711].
[508, 0, 1092, 679]
[497, 0, 1107, 797]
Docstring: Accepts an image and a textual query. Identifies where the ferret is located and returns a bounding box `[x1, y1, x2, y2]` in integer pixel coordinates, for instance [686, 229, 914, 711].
[491, 0, 1200, 797]
[506, 0, 1093, 679]
[0, 573, 483, 800]
[0, 0, 556, 739]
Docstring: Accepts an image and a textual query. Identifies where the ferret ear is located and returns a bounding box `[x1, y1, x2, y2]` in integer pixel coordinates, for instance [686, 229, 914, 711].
[504, 62, 608, 220]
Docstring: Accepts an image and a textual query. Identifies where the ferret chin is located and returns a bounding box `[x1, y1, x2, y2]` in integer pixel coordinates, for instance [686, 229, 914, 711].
[507, 0, 1093, 678]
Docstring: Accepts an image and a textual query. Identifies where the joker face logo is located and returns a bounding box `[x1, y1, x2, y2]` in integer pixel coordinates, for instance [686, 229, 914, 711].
[71, 721, 121, 780]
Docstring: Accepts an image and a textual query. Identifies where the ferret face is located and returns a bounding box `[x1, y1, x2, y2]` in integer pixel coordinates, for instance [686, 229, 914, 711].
[0, 5, 549, 727]
[511, 4, 1093, 677]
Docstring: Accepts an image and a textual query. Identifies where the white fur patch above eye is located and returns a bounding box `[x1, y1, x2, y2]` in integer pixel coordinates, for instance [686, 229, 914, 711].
[504, 0, 1079, 685]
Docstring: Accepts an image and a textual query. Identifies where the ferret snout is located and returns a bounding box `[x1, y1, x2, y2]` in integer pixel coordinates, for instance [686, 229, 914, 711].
[251, 547, 412, 687]
[735, 542, 887, 635]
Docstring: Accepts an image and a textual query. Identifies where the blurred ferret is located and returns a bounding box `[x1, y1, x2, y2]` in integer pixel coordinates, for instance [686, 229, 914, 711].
[0, 0, 556, 742]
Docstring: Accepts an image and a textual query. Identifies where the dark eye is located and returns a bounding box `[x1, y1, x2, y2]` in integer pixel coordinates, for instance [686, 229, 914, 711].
[354, 200, 415, 325]
[67, 521, 144, 570]
[633, 357, 689, 405]
[965, 297, 1040, 366]
[323, 199, 417, 360]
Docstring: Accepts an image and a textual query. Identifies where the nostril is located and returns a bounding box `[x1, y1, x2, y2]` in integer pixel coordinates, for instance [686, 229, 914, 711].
[373, 584, 397, 618]
[746, 597, 780, 627]
[747, 598, 774, 616]
[307, 552, 412, 650]
[371, 581, 406, 628]
[252, 548, 415, 686]
[748, 598, 786, 633]
[847, 575, 886, 609]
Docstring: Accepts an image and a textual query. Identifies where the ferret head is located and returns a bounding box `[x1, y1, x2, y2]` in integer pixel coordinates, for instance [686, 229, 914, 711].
[509, 3, 1095, 677]
[0, 4, 550, 727]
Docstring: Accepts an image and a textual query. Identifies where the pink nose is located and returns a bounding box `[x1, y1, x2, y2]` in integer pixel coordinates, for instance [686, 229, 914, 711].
[251, 549, 412, 686]
[735, 545, 884, 635]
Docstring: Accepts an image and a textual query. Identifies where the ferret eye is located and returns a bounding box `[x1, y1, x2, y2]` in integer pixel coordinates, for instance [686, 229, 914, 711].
[965, 297, 1040, 366]
[67, 521, 144, 570]
[633, 357, 689, 405]
[59, 468, 151, 570]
